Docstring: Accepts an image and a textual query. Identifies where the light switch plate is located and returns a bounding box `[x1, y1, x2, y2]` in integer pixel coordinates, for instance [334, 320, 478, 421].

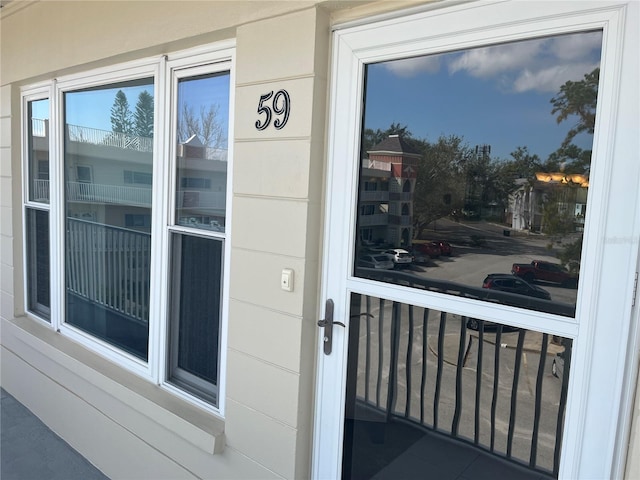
[281, 268, 294, 292]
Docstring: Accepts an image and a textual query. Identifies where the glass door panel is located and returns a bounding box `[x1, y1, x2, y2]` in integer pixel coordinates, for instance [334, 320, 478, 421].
[342, 292, 570, 479]
[354, 31, 602, 318]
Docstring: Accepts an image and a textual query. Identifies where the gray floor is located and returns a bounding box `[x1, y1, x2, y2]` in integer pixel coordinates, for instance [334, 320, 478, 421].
[1, 388, 108, 480]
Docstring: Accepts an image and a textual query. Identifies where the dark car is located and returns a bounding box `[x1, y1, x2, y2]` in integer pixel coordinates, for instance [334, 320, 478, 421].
[435, 240, 452, 256]
[467, 274, 551, 331]
[482, 273, 551, 300]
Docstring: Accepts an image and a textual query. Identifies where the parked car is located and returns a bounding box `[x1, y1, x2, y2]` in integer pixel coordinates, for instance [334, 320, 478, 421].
[467, 274, 551, 331]
[511, 260, 578, 287]
[357, 254, 394, 270]
[435, 240, 453, 256]
[413, 242, 440, 258]
[383, 248, 413, 268]
[482, 273, 552, 300]
[410, 242, 440, 262]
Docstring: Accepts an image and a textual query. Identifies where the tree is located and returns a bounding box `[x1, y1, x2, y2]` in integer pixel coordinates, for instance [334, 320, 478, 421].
[362, 123, 414, 153]
[110, 90, 133, 134]
[550, 67, 599, 147]
[413, 135, 471, 237]
[134, 91, 154, 138]
[542, 67, 597, 264]
[177, 104, 225, 148]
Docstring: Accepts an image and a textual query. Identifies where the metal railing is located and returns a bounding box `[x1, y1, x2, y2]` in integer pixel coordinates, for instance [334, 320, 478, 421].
[67, 124, 154, 153]
[67, 181, 152, 207]
[359, 214, 389, 227]
[66, 218, 150, 324]
[348, 270, 572, 477]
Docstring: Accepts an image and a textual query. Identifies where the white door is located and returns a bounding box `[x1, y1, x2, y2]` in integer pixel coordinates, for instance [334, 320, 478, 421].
[313, 2, 639, 479]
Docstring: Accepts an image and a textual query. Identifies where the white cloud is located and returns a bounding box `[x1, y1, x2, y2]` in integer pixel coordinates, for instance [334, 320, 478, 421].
[382, 31, 602, 94]
[513, 62, 600, 93]
[383, 55, 441, 77]
[448, 40, 545, 78]
[548, 31, 603, 60]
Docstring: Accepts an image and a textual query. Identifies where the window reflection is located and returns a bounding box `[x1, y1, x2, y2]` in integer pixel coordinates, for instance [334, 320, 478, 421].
[355, 31, 602, 317]
[175, 72, 230, 232]
[28, 99, 49, 203]
[343, 293, 571, 478]
[64, 79, 154, 360]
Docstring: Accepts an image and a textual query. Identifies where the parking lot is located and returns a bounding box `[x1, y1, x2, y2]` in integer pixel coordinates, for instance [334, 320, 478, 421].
[399, 218, 579, 306]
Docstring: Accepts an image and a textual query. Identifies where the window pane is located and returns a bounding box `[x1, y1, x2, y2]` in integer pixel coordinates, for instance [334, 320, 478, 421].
[175, 72, 230, 232]
[168, 234, 223, 406]
[28, 99, 49, 203]
[64, 79, 154, 360]
[343, 293, 572, 478]
[26, 208, 50, 320]
[355, 31, 602, 317]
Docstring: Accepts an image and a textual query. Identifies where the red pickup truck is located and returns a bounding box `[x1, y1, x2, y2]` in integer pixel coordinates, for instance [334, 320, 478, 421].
[511, 260, 578, 288]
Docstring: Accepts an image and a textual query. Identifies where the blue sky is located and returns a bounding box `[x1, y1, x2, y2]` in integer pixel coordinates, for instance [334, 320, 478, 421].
[363, 30, 602, 161]
[62, 73, 230, 144]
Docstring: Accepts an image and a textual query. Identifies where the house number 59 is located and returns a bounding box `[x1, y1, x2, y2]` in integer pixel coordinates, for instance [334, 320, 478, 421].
[255, 90, 291, 131]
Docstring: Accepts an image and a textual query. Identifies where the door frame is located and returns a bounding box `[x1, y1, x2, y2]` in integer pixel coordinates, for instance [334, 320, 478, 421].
[312, 2, 640, 479]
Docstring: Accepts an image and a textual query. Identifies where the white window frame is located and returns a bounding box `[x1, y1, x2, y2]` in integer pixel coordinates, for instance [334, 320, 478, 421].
[20, 40, 235, 416]
[21, 84, 53, 325]
[314, 2, 639, 479]
[156, 51, 235, 414]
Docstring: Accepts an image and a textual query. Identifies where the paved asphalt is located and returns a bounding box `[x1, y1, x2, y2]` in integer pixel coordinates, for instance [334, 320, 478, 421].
[1, 388, 108, 480]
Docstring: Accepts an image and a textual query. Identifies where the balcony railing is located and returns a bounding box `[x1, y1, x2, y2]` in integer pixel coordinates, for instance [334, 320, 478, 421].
[32, 180, 152, 207]
[67, 181, 152, 207]
[389, 192, 412, 202]
[347, 271, 572, 478]
[360, 191, 389, 202]
[67, 124, 154, 153]
[388, 214, 412, 226]
[66, 218, 150, 324]
[176, 190, 226, 210]
[359, 214, 389, 227]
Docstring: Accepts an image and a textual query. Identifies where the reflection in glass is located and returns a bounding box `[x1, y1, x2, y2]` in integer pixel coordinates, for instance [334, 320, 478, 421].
[355, 31, 602, 317]
[26, 98, 51, 321]
[26, 208, 50, 320]
[175, 72, 230, 232]
[343, 293, 570, 479]
[28, 99, 49, 203]
[64, 79, 154, 360]
[168, 234, 223, 406]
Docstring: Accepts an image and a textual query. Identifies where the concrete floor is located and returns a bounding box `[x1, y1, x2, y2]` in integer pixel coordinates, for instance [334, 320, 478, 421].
[1, 388, 108, 480]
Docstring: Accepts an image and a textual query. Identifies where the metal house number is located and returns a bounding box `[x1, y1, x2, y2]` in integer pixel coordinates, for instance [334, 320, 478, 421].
[255, 90, 291, 131]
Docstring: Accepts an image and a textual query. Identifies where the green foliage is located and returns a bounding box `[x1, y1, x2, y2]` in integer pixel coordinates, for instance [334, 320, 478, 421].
[413, 135, 472, 237]
[134, 91, 154, 138]
[362, 123, 415, 152]
[110, 90, 133, 134]
[558, 238, 582, 272]
[541, 187, 577, 238]
[550, 68, 599, 147]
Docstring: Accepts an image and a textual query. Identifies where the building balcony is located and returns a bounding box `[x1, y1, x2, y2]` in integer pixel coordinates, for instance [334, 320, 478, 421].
[388, 214, 412, 226]
[389, 192, 412, 202]
[360, 191, 390, 202]
[359, 214, 389, 227]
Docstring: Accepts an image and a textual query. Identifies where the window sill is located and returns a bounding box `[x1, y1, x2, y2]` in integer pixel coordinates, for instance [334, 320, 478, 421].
[1, 315, 225, 456]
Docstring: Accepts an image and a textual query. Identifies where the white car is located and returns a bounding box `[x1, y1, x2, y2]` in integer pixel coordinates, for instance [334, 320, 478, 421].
[357, 254, 394, 270]
[383, 248, 413, 268]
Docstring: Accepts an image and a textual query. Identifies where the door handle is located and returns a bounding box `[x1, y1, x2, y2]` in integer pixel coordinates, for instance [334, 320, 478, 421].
[318, 299, 345, 355]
